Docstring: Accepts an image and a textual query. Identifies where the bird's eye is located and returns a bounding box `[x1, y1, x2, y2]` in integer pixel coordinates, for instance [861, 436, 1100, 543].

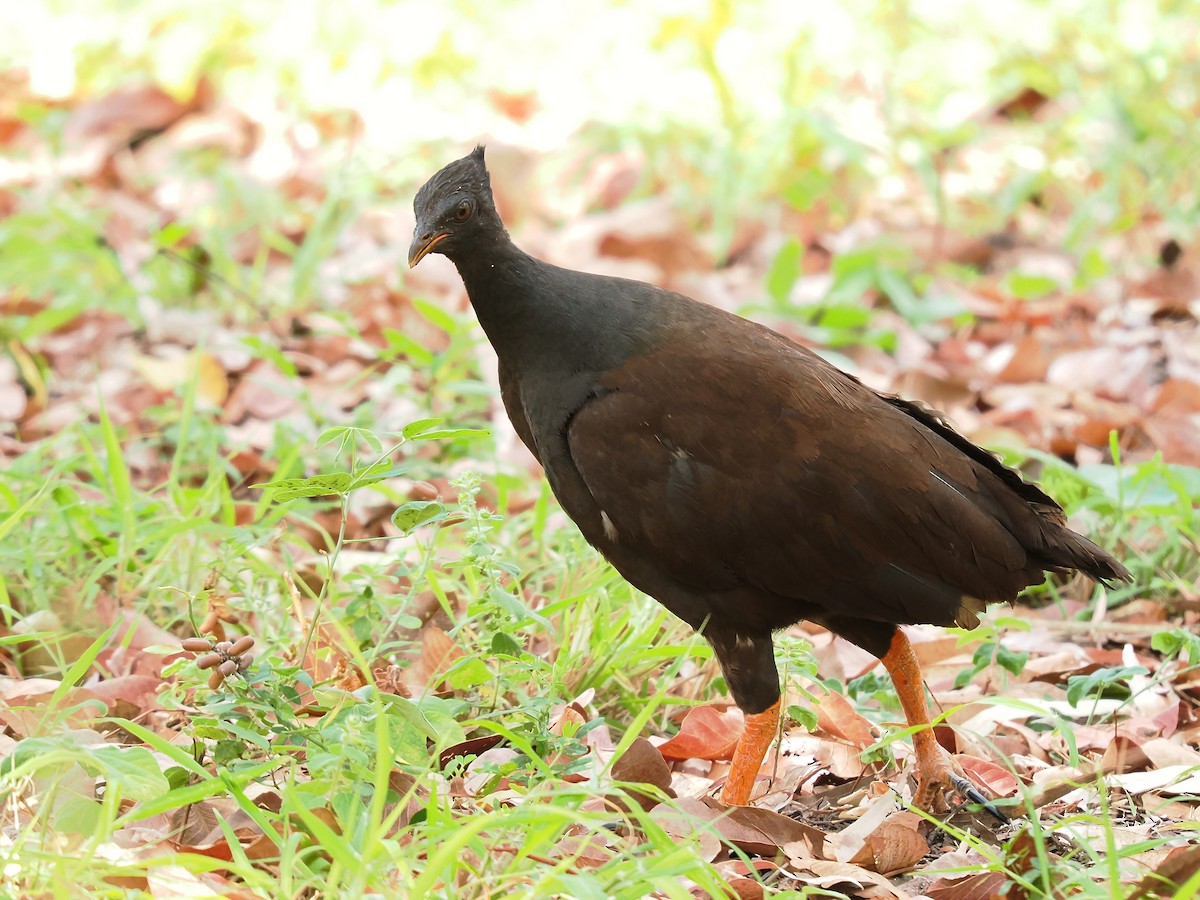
[454, 199, 473, 221]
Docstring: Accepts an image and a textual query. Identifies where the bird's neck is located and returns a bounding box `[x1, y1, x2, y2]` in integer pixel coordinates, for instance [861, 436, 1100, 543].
[450, 231, 528, 310]
[450, 237, 577, 367]
[449, 233, 665, 386]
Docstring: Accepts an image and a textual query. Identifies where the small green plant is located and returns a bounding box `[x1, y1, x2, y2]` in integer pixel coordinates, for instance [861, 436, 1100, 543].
[954, 639, 1030, 690]
[1064, 665, 1148, 718]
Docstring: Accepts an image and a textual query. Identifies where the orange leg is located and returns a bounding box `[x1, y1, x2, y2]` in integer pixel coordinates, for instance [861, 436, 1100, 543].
[880, 628, 959, 811]
[720, 698, 780, 806]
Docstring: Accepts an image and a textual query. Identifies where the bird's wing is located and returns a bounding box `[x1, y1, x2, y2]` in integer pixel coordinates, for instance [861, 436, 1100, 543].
[564, 336, 1045, 628]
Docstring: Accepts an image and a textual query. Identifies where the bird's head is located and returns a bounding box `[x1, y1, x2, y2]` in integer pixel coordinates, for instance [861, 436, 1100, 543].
[408, 145, 502, 267]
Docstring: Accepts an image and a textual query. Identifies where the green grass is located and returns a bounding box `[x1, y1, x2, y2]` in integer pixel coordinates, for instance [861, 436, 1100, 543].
[2, 0, 1200, 896]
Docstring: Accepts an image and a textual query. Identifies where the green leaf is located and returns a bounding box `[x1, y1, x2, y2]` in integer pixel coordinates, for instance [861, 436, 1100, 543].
[490, 632, 523, 658]
[88, 745, 170, 801]
[253, 462, 404, 501]
[786, 704, 817, 732]
[380, 694, 440, 764]
[152, 221, 192, 249]
[316, 426, 353, 449]
[415, 698, 467, 750]
[44, 763, 102, 836]
[252, 473, 352, 500]
[1005, 270, 1059, 300]
[401, 417, 490, 443]
[1065, 665, 1146, 707]
[392, 501, 447, 534]
[214, 739, 248, 766]
[766, 238, 802, 305]
[402, 418, 445, 439]
[407, 428, 489, 442]
[347, 461, 406, 491]
[412, 297, 459, 334]
[994, 644, 1029, 678]
[0, 736, 67, 776]
[876, 267, 921, 320]
[487, 587, 528, 620]
[240, 335, 297, 377]
[817, 304, 870, 329]
[446, 657, 491, 690]
[1152, 629, 1200, 664]
[318, 426, 383, 455]
[382, 328, 435, 365]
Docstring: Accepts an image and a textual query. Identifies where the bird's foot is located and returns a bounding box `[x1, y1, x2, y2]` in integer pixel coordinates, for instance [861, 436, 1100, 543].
[720, 699, 781, 806]
[912, 752, 1008, 824]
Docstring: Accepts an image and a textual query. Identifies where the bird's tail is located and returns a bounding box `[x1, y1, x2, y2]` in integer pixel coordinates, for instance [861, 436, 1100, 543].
[1042, 526, 1132, 587]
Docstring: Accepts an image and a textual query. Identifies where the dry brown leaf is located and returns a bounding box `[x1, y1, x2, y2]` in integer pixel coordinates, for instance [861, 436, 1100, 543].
[221, 360, 300, 425]
[609, 737, 675, 811]
[925, 870, 1010, 900]
[832, 795, 929, 874]
[553, 832, 616, 869]
[653, 797, 827, 859]
[815, 686, 876, 749]
[1129, 842, 1200, 899]
[420, 626, 463, 686]
[64, 83, 192, 147]
[957, 755, 1020, 798]
[785, 860, 903, 899]
[992, 332, 1050, 383]
[808, 735, 872, 779]
[0, 688, 107, 737]
[1140, 414, 1200, 467]
[657, 705, 743, 761]
[439, 734, 506, 770]
[1149, 377, 1200, 414]
[82, 675, 163, 710]
[147, 865, 261, 899]
[131, 351, 229, 406]
[999, 829, 1045, 900]
[647, 800, 721, 862]
[861, 812, 929, 876]
[96, 599, 184, 652]
[168, 801, 221, 847]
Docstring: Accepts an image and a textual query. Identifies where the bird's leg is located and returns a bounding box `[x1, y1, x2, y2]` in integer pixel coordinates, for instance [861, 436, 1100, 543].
[721, 698, 780, 806]
[705, 629, 780, 806]
[879, 628, 960, 812]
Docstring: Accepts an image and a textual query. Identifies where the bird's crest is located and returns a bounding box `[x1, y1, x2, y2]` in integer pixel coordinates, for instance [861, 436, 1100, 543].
[413, 145, 492, 216]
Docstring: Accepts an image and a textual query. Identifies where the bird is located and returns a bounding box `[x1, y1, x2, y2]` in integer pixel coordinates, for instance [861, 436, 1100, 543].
[408, 146, 1132, 810]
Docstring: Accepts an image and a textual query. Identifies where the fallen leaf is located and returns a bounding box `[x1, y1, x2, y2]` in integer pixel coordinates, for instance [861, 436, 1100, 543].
[439, 734, 505, 771]
[609, 737, 675, 811]
[657, 706, 742, 761]
[815, 687, 876, 748]
[957, 755, 1020, 797]
[1129, 843, 1200, 899]
[420, 626, 463, 687]
[786, 860, 903, 899]
[831, 794, 928, 874]
[925, 870, 1010, 900]
[64, 83, 192, 148]
[131, 351, 229, 406]
[653, 797, 827, 859]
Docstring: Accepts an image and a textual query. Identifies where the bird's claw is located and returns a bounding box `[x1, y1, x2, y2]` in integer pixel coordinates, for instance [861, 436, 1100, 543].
[910, 757, 1009, 825]
[949, 773, 1010, 825]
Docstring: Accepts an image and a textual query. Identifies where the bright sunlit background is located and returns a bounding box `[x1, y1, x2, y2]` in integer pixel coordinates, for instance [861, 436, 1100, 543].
[6, 0, 1197, 232]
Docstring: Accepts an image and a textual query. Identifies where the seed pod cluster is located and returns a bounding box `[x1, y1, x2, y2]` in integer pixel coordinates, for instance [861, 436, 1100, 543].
[183, 635, 256, 689]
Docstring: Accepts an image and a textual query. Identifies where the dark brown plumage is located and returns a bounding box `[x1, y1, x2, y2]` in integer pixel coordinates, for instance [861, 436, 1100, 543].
[409, 147, 1131, 808]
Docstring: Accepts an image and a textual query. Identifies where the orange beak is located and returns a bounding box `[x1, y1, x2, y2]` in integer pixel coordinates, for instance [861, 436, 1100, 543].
[408, 230, 449, 267]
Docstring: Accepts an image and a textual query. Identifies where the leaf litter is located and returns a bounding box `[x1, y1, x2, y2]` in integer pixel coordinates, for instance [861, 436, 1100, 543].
[0, 58, 1197, 899]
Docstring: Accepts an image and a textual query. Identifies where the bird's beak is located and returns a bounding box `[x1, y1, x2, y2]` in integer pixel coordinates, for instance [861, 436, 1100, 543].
[408, 229, 449, 267]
